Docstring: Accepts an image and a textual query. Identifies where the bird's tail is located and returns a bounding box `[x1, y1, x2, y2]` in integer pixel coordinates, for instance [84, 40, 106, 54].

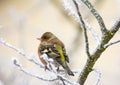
[62, 62, 74, 76]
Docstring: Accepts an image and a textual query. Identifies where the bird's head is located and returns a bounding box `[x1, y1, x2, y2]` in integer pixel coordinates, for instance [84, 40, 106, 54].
[37, 32, 54, 41]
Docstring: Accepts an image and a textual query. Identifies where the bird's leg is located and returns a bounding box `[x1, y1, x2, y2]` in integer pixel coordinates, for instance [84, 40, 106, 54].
[44, 66, 50, 71]
[48, 62, 53, 71]
[57, 66, 60, 72]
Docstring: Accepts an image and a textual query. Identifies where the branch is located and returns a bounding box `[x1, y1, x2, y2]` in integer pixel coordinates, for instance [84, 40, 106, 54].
[64, 0, 120, 85]
[74, 5, 120, 85]
[84, 20, 101, 45]
[93, 69, 101, 85]
[0, 38, 80, 85]
[12, 58, 79, 85]
[80, 0, 107, 33]
[0, 38, 43, 68]
[12, 58, 58, 81]
[110, 18, 120, 33]
[63, 0, 80, 22]
[72, 0, 90, 57]
[63, 0, 100, 46]
[78, 18, 120, 85]
[104, 40, 120, 48]
[104, 18, 120, 48]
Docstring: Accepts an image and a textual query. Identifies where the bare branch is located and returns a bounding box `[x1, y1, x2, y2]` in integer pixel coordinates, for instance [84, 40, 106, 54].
[104, 40, 120, 48]
[0, 38, 43, 68]
[80, 0, 107, 33]
[72, 0, 90, 57]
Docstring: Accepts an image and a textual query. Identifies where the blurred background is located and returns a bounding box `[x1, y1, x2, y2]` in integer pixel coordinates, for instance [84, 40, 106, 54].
[0, 0, 120, 85]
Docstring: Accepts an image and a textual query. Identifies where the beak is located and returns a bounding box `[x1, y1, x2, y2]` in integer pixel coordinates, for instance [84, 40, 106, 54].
[37, 38, 41, 40]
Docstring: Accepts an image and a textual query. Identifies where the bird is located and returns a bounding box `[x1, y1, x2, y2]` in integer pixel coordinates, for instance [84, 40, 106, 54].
[37, 32, 74, 76]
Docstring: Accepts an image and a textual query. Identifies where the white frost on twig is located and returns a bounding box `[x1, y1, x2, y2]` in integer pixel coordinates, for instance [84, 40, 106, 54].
[0, 38, 79, 84]
[12, 58, 79, 85]
[93, 69, 101, 85]
[62, 0, 79, 22]
[12, 58, 58, 81]
[84, 20, 101, 45]
[0, 38, 43, 68]
[104, 40, 120, 48]
[62, 0, 100, 45]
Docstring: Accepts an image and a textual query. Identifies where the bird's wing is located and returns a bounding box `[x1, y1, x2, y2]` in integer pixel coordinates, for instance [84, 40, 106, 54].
[55, 45, 65, 62]
[40, 42, 69, 63]
[49, 44, 69, 63]
[49, 37, 69, 63]
[62, 47, 69, 63]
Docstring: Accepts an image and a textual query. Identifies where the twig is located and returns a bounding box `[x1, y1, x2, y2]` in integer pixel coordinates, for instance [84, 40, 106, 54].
[59, 76, 66, 85]
[84, 20, 101, 45]
[0, 38, 80, 85]
[12, 58, 79, 85]
[12, 58, 58, 81]
[56, 75, 79, 85]
[64, 0, 120, 85]
[104, 40, 120, 48]
[93, 69, 101, 85]
[63, 0, 80, 22]
[72, 0, 90, 57]
[63, 0, 100, 46]
[110, 18, 120, 33]
[0, 38, 43, 68]
[80, 0, 107, 33]
[103, 18, 120, 48]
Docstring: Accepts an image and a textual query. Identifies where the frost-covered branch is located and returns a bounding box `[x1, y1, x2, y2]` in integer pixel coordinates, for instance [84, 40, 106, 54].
[12, 58, 79, 85]
[77, 18, 120, 85]
[0, 38, 43, 68]
[84, 20, 101, 45]
[63, 0, 100, 45]
[63, 0, 79, 22]
[12, 58, 58, 81]
[66, 0, 120, 85]
[110, 18, 120, 33]
[72, 0, 90, 57]
[104, 18, 120, 48]
[93, 69, 101, 85]
[104, 40, 120, 48]
[0, 38, 80, 85]
[80, 0, 107, 33]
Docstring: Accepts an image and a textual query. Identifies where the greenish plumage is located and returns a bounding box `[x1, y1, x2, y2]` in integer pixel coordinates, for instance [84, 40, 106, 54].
[55, 45, 65, 62]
